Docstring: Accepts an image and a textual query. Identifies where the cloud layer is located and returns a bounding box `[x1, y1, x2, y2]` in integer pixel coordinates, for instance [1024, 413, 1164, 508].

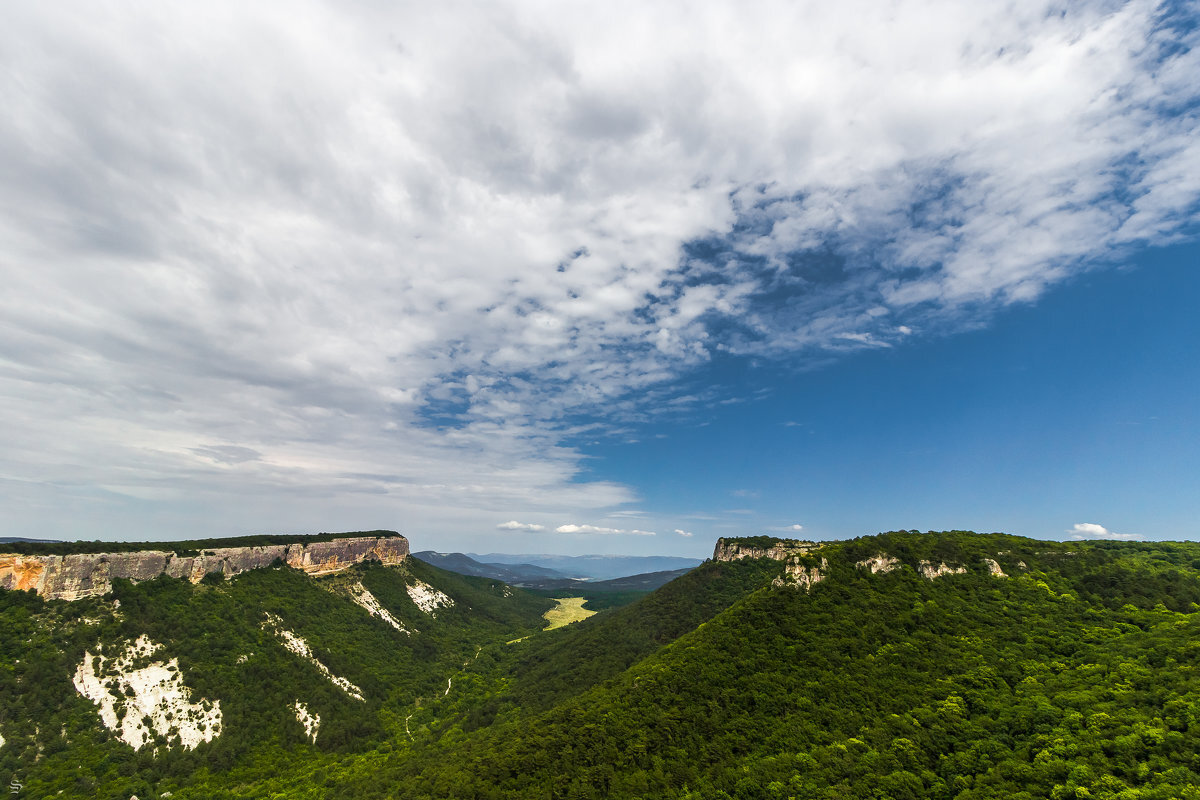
[1, 1, 1197, 541]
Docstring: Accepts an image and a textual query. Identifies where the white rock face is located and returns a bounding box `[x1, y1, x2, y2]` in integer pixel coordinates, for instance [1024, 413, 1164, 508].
[72, 635, 221, 752]
[405, 579, 453, 614]
[263, 613, 364, 701]
[293, 701, 319, 743]
[774, 558, 828, 591]
[982, 558, 1007, 577]
[856, 554, 901, 574]
[917, 560, 967, 579]
[0, 730, 5, 748]
[349, 582, 411, 634]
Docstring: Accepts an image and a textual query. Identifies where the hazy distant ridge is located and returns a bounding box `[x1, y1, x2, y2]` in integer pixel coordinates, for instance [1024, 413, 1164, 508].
[467, 552, 702, 580]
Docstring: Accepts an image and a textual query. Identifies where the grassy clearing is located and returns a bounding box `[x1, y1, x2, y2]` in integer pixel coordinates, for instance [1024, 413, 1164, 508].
[542, 597, 596, 630]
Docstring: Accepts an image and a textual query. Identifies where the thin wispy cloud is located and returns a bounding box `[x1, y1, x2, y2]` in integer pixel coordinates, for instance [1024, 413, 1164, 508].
[0, 1, 1196, 542]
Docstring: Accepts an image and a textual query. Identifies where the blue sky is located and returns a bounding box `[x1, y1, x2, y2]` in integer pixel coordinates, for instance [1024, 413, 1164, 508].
[0, 1, 1198, 555]
[580, 242, 1200, 554]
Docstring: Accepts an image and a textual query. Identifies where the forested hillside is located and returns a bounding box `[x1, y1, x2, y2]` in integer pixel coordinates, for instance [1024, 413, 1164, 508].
[4, 531, 1200, 799]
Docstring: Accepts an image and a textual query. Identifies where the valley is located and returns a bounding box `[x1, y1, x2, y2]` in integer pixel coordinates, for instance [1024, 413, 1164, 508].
[2, 529, 1200, 798]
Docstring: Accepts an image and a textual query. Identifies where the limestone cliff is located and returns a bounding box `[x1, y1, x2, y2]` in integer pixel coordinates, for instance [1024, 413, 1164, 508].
[0, 535, 408, 601]
[712, 538, 819, 562]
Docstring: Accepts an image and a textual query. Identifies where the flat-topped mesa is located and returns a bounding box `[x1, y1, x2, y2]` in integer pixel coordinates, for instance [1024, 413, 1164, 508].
[712, 537, 820, 563]
[0, 535, 409, 601]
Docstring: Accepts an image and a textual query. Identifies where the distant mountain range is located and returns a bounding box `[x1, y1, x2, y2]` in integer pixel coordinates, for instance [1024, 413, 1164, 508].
[410, 552, 569, 584]
[465, 552, 703, 580]
[0, 536, 62, 544]
[412, 551, 700, 592]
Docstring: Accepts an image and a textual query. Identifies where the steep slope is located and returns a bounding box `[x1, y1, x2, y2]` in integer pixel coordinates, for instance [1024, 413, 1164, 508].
[7, 530, 1200, 799]
[339, 532, 1200, 799]
[0, 555, 551, 800]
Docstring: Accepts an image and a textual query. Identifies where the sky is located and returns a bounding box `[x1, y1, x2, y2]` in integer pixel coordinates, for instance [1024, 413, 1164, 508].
[1, 1, 1198, 557]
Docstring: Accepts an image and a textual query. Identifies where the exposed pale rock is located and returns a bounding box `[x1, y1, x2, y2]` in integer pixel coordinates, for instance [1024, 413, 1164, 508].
[712, 538, 820, 562]
[918, 560, 967, 579]
[982, 558, 1007, 577]
[349, 582, 410, 634]
[773, 557, 829, 591]
[856, 554, 901, 574]
[293, 701, 319, 743]
[406, 579, 453, 614]
[0, 535, 409, 601]
[263, 613, 364, 701]
[0, 730, 5, 748]
[72, 635, 221, 752]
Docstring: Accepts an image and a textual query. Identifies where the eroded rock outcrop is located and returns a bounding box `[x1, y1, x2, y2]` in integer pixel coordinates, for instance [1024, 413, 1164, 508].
[73, 635, 222, 752]
[856, 554, 901, 574]
[773, 557, 829, 591]
[263, 613, 364, 701]
[917, 560, 968, 579]
[406, 578, 453, 614]
[713, 538, 819, 562]
[0, 535, 409, 601]
[293, 701, 319, 744]
[348, 582, 411, 634]
[982, 558, 1007, 577]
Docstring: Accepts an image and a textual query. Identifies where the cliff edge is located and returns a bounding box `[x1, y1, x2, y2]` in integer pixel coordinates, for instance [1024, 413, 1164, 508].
[712, 537, 820, 562]
[0, 534, 409, 601]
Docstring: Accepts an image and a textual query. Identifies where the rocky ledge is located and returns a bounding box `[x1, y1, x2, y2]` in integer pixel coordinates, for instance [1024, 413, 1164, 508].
[0, 535, 409, 601]
[712, 537, 820, 562]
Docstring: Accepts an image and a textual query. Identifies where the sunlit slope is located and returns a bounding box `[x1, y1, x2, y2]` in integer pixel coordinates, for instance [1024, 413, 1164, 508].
[347, 532, 1200, 799]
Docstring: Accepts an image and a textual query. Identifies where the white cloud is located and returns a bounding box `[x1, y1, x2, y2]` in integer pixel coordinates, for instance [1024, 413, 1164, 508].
[496, 520, 545, 532]
[0, 2, 1196, 541]
[555, 523, 655, 535]
[556, 524, 622, 534]
[1068, 522, 1143, 541]
[674, 529, 694, 537]
[789, 524, 804, 532]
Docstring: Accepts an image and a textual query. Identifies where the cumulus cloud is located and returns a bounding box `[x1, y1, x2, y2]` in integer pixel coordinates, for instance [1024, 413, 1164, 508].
[674, 529, 694, 537]
[556, 524, 655, 535]
[0, 2, 1197, 540]
[497, 520, 545, 532]
[1068, 523, 1143, 541]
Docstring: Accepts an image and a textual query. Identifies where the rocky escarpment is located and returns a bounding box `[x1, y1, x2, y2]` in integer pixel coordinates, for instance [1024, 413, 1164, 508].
[0, 535, 409, 601]
[712, 538, 820, 562]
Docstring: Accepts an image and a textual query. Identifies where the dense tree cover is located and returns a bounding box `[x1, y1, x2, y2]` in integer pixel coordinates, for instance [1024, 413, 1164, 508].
[0, 529, 403, 556]
[5, 531, 1200, 799]
[727, 535, 811, 549]
[0, 558, 551, 799]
